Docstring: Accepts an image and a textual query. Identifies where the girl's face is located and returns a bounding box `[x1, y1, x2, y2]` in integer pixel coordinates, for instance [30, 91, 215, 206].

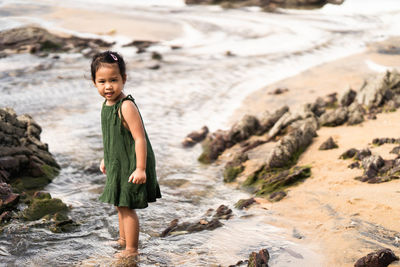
[93, 63, 126, 105]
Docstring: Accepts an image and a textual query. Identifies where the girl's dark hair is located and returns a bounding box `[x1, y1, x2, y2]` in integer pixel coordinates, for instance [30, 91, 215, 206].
[91, 51, 126, 81]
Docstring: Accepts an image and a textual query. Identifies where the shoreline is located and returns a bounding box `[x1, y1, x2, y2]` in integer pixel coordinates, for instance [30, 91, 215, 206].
[225, 36, 400, 266]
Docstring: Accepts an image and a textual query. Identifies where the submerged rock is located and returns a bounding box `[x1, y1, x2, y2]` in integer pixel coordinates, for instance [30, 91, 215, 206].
[198, 130, 229, 163]
[234, 198, 255, 210]
[182, 126, 209, 147]
[160, 205, 232, 237]
[23, 192, 68, 221]
[354, 248, 399, 267]
[0, 183, 19, 214]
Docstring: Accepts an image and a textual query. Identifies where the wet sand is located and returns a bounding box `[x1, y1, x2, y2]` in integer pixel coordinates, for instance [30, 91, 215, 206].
[228, 37, 400, 266]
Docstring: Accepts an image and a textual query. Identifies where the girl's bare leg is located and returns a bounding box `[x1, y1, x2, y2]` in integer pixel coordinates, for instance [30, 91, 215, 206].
[115, 207, 139, 258]
[116, 207, 126, 247]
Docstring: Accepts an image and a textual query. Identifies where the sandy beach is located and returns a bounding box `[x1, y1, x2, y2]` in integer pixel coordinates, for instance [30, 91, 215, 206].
[226, 37, 400, 266]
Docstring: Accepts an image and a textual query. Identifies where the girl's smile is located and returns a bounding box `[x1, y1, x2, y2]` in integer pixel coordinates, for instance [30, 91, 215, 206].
[94, 63, 126, 105]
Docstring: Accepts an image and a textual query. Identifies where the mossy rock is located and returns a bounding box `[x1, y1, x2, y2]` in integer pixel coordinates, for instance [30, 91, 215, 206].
[11, 164, 60, 192]
[223, 165, 244, 183]
[40, 40, 62, 51]
[23, 197, 68, 221]
[244, 165, 311, 198]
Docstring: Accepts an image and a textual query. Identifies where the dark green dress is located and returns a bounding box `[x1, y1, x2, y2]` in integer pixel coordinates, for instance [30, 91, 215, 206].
[99, 94, 161, 209]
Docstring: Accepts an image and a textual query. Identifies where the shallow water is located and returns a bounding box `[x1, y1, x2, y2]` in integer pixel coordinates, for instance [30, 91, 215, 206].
[0, 0, 400, 266]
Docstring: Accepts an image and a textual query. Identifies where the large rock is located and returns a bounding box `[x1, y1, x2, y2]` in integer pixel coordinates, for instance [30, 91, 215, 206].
[0, 26, 113, 57]
[0, 108, 60, 192]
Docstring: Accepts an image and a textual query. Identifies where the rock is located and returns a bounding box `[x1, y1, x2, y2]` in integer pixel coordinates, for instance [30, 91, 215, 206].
[390, 146, 400, 155]
[23, 192, 68, 221]
[241, 139, 268, 153]
[0, 211, 12, 223]
[357, 70, 400, 109]
[185, 0, 344, 11]
[151, 51, 162, 61]
[355, 148, 372, 161]
[266, 117, 317, 169]
[354, 248, 399, 267]
[340, 148, 359, 159]
[245, 166, 311, 198]
[319, 137, 338, 150]
[122, 40, 157, 53]
[160, 205, 232, 237]
[306, 97, 326, 117]
[268, 190, 287, 202]
[0, 108, 60, 190]
[319, 107, 348, 126]
[182, 126, 209, 148]
[0, 26, 113, 57]
[0, 183, 19, 213]
[324, 92, 338, 108]
[269, 87, 289, 95]
[228, 115, 260, 144]
[83, 161, 101, 174]
[248, 248, 270, 267]
[214, 204, 233, 220]
[257, 105, 289, 135]
[234, 198, 255, 209]
[267, 107, 314, 139]
[348, 109, 365, 125]
[223, 154, 248, 182]
[148, 64, 160, 70]
[198, 130, 229, 163]
[372, 138, 400, 146]
[348, 161, 360, 169]
[340, 89, 357, 107]
[362, 155, 385, 177]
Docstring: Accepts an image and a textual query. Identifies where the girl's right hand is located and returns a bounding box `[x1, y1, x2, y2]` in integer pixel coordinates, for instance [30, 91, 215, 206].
[100, 159, 106, 174]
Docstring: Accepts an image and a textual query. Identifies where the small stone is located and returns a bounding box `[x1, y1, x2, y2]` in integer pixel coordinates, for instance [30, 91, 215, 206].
[319, 137, 338, 150]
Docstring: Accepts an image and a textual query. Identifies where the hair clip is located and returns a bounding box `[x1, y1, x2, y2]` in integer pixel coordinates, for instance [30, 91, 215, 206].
[110, 53, 118, 61]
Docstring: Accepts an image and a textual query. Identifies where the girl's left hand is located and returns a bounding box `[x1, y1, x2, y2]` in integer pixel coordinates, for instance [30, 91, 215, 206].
[128, 169, 147, 184]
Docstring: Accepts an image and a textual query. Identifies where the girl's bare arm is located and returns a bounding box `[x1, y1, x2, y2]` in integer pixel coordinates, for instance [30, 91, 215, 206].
[121, 101, 147, 184]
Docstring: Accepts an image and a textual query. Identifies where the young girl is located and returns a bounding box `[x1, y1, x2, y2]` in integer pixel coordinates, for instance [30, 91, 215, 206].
[91, 51, 161, 258]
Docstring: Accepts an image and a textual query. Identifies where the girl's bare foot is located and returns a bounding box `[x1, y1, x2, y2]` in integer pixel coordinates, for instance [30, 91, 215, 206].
[117, 238, 126, 247]
[114, 248, 138, 259]
[108, 238, 126, 248]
